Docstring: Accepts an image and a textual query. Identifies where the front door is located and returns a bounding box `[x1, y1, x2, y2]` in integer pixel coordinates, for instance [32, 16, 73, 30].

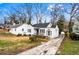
[47, 30, 52, 37]
[35, 29, 39, 35]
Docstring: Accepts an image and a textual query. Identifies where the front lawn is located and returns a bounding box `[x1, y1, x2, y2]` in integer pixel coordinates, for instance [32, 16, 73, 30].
[0, 40, 38, 54]
[0, 30, 49, 55]
[0, 38, 49, 55]
[56, 37, 79, 55]
[0, 32, 14, 36]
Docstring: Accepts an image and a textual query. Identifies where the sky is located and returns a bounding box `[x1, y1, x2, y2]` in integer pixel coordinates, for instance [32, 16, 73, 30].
[0, 3, 74, 24]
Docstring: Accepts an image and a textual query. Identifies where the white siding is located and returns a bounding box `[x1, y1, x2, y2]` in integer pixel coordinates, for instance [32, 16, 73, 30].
[10, 24, 59, 38]
[39, 25, 59, 38]
[9, 24, 35, 35]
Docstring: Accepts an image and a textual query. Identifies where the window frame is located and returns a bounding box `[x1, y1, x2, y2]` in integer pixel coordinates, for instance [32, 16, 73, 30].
[40, 29, 45, 33]
[15, 28, 16, 31]
[27, 29, 31, 33]
[22, 28, 24, 31]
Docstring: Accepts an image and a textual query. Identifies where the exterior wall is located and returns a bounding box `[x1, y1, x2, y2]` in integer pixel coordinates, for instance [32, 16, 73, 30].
[39, 28, 46, 36]
[52, 25, 59, 38]
[38, 25, 59, 38]
[9, 24, 59, 38]
[73, 21, 79, 35]
[45, 28, 57, 38]
[47, 23, 52, 27]
[9, 24, 35, 35]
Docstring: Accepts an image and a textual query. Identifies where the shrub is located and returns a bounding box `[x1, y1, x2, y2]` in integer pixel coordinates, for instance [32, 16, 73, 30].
[36, 35, 46, 39]
[29, 34, 31, 36]
[23, 34, 27, 36]
[17, 34, 22, 36]
[70, 33, 79, 40]
[29, 35, 47, 42]
[29, 35, 37, 42]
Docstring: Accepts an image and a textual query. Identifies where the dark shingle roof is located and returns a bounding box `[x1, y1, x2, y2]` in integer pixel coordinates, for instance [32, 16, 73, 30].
[32, 23, 49, 28]
[32, 23, 57, 28]
[51, 24, 56, 28]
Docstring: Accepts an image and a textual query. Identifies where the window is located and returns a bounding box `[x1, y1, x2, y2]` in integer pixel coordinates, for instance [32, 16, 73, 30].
[22, 28, 24, 31]
[40, 29, 45, 33]
[15, 29, 16, 31]
[55, 29, 58, 32]
[27, 29, 31, 33]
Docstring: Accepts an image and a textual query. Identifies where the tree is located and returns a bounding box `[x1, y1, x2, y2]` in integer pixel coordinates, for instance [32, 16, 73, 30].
[2, 7, 20, 25]
[57, 15, 65, 34]
[44, 19, 46, 23]
[4, 17, 7, 25]
[71, 16, 79, 40]
[66, 4, 79, 33]
[9, 14, 18, 25]
[34, 4, 46, 24]
[13, 4, 32, 24]
[48, 4, 64, 25]
[26, 4, 32, 24]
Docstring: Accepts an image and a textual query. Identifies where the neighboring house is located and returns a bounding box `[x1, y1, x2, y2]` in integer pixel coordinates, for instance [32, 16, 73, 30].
[9, 23, 35, 35]
[9, 23, 59, 38]
[71, 20, 79, 40]
[73, 21, 79, 35]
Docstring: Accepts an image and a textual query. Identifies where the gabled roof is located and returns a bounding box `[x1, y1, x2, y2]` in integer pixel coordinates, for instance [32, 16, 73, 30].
[32, 23, 49, 28]
[32, 23, 56, 28]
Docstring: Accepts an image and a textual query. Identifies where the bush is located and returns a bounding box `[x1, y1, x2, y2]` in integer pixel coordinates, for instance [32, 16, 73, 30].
[64, 31, 70, 38]
[70, 33, 79, 40]
[23, 34, 27, 36]
[35, 35, 46, 39]
[29, 35, 38, 42]
[17, 34, 22, 36]
[29, 35, 46, 42]
[28, 34, 31, 36]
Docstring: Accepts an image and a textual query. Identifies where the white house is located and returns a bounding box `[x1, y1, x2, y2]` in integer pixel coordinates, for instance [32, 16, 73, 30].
[9, 23, 59, 38]
[9, 23, 35, 35]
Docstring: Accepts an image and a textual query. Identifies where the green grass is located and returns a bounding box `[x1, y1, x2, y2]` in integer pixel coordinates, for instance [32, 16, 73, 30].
[0, 40, 41, 54]
[0, 40, 16, 47]
[0, 32, 14, 35]
[57, 38, 79, 55]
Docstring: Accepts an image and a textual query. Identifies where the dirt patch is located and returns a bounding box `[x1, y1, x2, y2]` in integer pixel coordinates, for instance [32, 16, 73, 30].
[0, 35, 29, 42]
[0, 29, 29, 42]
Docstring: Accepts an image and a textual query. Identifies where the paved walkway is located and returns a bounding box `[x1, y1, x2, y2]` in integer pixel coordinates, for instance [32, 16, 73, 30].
[18, 35, 64, 55]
